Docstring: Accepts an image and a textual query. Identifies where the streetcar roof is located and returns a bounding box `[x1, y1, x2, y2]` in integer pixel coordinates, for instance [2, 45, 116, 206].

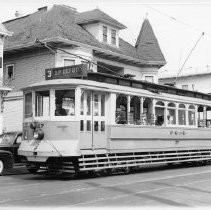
[22, 72, 211, 103]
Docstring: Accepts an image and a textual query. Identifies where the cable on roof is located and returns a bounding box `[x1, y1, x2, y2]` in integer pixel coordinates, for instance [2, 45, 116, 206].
[34, 39, 124, 78]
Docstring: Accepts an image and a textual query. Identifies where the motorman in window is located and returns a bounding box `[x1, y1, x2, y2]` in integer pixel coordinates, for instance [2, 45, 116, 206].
[55, 99, 67, 116]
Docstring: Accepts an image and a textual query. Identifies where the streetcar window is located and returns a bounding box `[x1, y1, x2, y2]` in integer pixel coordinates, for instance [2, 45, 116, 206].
[198, 106, 204, 127]
[116, 94, 127, 124]
[55, 89, 75, 116]
[94, 94, 99, 116]
[101, 94, 105, 116]
[167, 109, 176, 125]
[101, 121, 105, 132]
[130, 96, 140, 125]
[80, 92, 84, 115]
[188, 105, 195, 126]
[94, 121, 98, 131]
[80, 120, 84, 131]
[167, 102, 176, 125]
[206, 107, 211, 127]
[87, 120, 91, 131]
[24, 92, 32, 118]
[87, 92, 91, 116]
[143, 98, 153, 125]
[155, 101, 165, 126]
[35, 91, 50, 117]
[178, 104, 186, 125]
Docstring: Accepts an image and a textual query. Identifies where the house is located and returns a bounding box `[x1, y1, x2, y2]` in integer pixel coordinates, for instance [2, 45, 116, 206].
[2, 4, 166, 132]
[159, 70, 211, 94]
[0, 23, 12, 134]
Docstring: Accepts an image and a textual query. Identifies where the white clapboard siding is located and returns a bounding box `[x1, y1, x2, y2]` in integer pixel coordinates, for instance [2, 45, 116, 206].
[3, 91, 23, 132]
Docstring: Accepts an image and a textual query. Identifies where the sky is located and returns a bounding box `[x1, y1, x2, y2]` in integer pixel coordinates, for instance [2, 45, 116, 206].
[1, 0, 211, 77]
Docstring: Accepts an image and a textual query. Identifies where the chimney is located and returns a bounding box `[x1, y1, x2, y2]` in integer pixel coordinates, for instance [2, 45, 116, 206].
[15, 11, 23, 18]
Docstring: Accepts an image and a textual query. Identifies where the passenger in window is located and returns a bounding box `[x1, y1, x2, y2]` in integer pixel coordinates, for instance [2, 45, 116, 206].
[167, 115, 173, 125]
[55, 99, 67, 116]
[156, 115, 164, 126]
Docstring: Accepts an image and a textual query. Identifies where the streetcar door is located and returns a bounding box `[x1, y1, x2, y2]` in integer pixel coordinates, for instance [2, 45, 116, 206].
[80, 91, 107, 149]
[92, 92, 106, 149]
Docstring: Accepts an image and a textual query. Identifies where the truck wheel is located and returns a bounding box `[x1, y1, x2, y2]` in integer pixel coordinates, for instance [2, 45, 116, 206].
[0, 160, 5, 176]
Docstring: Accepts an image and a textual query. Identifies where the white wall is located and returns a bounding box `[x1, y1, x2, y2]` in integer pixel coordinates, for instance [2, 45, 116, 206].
[159, 74, 211, 93]
[83, 23, 100, 41]
[55, 47, 93, 68]
[3, 92, 23, 132]
[95, 56, 159, 82]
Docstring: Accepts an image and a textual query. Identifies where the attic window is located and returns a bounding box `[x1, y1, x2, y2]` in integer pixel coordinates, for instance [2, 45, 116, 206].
[103, 26, 108, 43]
[111, 29, 116, 45]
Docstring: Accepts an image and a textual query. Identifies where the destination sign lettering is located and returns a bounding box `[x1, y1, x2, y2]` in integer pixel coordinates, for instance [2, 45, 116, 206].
[45, 64, 88, 80]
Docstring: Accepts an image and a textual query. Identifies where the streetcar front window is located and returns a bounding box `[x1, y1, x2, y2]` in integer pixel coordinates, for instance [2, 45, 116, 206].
[24, 92, 32, 118]
[35, 91, 50, 117]
[55, 89, 75, 116]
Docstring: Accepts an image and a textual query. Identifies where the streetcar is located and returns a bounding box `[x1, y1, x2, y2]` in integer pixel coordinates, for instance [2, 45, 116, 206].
[18, 64, 211, 175]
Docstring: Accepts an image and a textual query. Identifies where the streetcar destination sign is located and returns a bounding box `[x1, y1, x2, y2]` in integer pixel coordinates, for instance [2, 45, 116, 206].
[45, 64, 88, 80]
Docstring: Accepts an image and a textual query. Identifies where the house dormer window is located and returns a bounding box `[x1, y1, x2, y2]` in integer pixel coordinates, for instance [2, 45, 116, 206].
[111, 29, 116, 45]
[103, 26, 108, 43]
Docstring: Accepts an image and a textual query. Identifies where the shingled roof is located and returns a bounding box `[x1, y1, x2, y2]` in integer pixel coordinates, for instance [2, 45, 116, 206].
[135, 18, 165, 63]
[76, 8, 126, 29]
[3, 5, 166, 66]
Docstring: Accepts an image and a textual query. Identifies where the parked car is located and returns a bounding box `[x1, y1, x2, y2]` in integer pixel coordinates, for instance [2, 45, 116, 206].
[0, 150, 14, 175]
[0, 132, 22, 163]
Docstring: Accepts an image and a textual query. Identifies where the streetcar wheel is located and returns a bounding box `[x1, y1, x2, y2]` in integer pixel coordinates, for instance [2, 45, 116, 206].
[26, 164, 40, 173]
[123, 167, 130, 175]
[0, 160, 5, 176]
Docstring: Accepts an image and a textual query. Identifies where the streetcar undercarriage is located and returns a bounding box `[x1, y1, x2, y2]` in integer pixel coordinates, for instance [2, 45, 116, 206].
[22, 148, 211, 176]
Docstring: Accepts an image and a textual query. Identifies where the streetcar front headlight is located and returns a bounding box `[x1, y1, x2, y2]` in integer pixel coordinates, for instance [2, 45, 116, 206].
[33, 129, 44, 140]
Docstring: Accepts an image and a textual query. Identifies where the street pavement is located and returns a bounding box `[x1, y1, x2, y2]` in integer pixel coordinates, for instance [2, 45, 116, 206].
[1, 163, 211, 208]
